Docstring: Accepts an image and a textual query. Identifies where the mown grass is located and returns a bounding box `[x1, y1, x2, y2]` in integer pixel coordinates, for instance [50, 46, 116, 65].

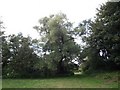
[2, 71, 119, 88]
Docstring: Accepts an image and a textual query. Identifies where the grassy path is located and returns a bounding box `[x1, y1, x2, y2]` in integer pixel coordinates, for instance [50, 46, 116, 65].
[2, 71, 119, 88]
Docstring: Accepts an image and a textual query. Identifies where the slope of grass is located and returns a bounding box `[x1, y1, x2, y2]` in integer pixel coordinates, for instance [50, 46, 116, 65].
[2, 71, 119, 88]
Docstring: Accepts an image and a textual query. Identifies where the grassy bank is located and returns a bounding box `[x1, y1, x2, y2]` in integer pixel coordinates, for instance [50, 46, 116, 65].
[2, 71, 119, 88]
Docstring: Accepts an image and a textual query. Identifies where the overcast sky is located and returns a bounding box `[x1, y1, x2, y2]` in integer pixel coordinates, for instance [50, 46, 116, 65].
[0, 0, 107, 39]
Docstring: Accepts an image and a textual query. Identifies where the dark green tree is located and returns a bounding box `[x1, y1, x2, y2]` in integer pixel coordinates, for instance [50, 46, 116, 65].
[80, 2, 120, 70]
[2, 33, 39, 78]
[0, 20, 6, 76]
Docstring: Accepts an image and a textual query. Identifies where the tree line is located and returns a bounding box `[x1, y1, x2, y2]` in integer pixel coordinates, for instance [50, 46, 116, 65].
[1, 2, 120, 78]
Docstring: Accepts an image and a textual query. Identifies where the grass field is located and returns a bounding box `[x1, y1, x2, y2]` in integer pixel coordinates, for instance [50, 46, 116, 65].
[2, 71, 119, 88]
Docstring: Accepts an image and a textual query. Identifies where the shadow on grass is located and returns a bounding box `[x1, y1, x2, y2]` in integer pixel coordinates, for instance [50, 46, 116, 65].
[2, 73, 88, 80]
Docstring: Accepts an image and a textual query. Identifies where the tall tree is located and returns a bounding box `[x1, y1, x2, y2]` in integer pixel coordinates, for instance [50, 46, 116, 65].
[0, 20, 5, 76]
[83, 2, 120, 70]
[34, 13, 80, 75]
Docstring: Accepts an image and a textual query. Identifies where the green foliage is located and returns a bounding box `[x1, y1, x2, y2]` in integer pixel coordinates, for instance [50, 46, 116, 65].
[90, 2, 120, 69]
[0, 20, 5, 77]
[2, 33, 39, 78]
[3, 2, 120, 78]
[34, 13, 81, 75]
[79, 2, 120, 71]
[2, 13, 81, 78]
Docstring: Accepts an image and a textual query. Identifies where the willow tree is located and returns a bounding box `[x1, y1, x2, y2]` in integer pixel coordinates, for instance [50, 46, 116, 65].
[34, 13, 80, 75]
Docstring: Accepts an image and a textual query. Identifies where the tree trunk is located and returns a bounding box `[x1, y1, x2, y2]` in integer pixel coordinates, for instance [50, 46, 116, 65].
[57, 58, 65, 75]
